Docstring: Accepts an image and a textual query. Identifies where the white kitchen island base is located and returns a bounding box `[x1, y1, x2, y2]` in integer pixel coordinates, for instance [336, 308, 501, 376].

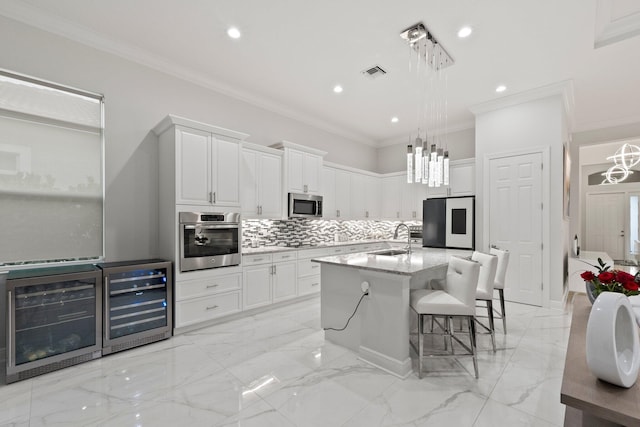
[317, 248, 469, 378]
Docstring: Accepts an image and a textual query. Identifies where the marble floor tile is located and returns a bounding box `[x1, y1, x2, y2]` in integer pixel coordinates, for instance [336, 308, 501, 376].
[0, 296, 574, 427]
[473, 398, 561, 427]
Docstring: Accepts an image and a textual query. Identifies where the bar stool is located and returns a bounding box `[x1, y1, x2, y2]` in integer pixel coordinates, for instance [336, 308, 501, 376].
[472, 251, 498, 352]
[409, 256, 481, 378]
[489, 247, 510, 333]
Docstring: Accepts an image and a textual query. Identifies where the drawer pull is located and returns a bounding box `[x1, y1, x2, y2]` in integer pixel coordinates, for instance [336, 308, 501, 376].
[206, 284, 219, 289]
[311, 283, 319, 286]
[311, 265, 319, 269]
[281, 255, 290, 259]
[253, 258, 264, 262]
[206, 305, 219, 310]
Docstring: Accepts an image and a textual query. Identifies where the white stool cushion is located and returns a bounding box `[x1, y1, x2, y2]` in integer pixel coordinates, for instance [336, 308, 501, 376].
[410, 289, 475, 316]
[476, 288, 493, 300]
[490, 248, 509, 291]
[472, 251, 498, 300]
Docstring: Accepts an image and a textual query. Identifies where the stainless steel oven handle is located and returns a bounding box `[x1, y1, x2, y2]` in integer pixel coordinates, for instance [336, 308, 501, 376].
[183, 224, 239, 230]
[8, 290, 13, 367]
[104, 277, 110, 341]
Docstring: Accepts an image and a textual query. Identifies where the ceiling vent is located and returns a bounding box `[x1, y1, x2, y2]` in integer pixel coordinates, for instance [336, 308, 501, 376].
[362, 65, 387, 79]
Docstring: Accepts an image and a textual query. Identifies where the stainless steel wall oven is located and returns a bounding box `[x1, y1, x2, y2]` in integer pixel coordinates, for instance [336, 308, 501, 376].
[179, 212, 241, 272]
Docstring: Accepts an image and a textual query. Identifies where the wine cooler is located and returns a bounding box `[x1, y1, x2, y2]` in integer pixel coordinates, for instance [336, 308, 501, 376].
[99, 259, 172, 355]
[6, 265, 102, 383]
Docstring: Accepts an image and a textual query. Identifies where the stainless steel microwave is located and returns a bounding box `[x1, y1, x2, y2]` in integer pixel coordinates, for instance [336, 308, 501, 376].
[288, 193, 323, 218]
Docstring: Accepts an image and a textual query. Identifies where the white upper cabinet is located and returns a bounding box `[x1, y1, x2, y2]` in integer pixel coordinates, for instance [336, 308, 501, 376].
[154, 115, 248, 207]
[426, 158, 476, 198]
[241, 143, 282, 218]
[322, 167, 336, 219]
[381, 174, 426, 220]
[176, 127, 210, 205]
[448, 159, 475, 196]
[381, 175, 403, 220]
[323, 166, 352, 219]
[351, 172, 380, 220]
[272, 141, 326, 196]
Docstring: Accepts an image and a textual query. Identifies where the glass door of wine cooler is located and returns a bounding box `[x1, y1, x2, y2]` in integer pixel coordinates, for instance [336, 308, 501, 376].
[99, 259, 172, 355]
[6, 265, 102, 383]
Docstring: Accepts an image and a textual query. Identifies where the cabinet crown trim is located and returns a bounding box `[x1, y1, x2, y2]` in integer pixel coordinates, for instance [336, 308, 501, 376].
[153, 114, 249, 140]
[271, 140, 327, 157]
[242, 141, 283, 156]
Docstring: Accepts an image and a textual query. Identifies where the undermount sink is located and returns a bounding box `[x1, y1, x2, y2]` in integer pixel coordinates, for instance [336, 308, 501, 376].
[368, 249, 408, 256]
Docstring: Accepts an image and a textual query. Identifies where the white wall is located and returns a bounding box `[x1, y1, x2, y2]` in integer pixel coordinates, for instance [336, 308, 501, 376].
[0, 16, 378, 262]
[475, 95, 567, 307]
[376, 127, 475, 173]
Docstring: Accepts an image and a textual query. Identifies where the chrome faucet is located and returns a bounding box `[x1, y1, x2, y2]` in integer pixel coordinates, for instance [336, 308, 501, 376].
[393, 223, 412, 254]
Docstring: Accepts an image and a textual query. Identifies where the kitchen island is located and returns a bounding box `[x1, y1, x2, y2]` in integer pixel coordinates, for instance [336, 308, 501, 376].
[312, 247, 472, 378]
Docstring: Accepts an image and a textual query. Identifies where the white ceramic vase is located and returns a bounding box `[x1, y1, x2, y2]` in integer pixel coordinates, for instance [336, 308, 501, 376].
[586, 292, 640, 388]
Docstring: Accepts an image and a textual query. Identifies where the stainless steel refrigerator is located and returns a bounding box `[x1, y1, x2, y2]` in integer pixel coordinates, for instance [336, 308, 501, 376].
[422, 196, 475, 250]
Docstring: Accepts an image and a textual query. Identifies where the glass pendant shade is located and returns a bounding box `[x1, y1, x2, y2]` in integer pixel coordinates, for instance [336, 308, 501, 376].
[422, 151, 429, 184]
[414, 138, 423, 182]
[443, 151, 450, 185]
[407, 144, 413, 183]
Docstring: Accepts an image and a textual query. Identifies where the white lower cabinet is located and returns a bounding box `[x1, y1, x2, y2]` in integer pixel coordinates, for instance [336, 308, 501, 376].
[297, 247, 329, 296]
[174, 273, 242, 328]
[243, 263, 272, 309]
[243, 252, 298, 310]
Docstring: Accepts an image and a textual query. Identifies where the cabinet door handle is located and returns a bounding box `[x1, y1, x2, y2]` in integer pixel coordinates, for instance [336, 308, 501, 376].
[213, 192, 216, 203]
[209, 192, 213, 203]
[206, 305, 219, 310]
[259, 205, 263, 215]
[304, 184, 308, 193]
[257, 205, 260, 214]
[396, 211, 400, 218]
[365, 211, 369, 218]
[7, 290, 12, 367]
[273, 265, 277, 275]
[337, 209, 340, 217]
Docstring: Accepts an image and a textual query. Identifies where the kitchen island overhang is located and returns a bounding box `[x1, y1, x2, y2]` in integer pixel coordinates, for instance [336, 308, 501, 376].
[312, 247, 472, 378]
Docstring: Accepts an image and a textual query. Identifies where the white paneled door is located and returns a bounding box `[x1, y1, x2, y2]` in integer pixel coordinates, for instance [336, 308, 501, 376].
[489, 152, 543, 306]
[585, 193, 625, 260]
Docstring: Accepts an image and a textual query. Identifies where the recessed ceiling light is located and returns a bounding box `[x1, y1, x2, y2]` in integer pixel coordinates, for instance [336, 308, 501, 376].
[457, 26, 473, 38]
[333, 85, 343, 93]
[496, 85, 507, 93]
[391, 117, 399, 123]
[227, 27, 241, 39]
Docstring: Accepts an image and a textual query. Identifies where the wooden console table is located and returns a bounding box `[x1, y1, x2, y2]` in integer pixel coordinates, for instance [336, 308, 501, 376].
[561, 295, 640, 426]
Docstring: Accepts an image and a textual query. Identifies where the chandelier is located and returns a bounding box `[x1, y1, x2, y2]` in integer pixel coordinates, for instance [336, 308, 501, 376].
[401, 22, 453, 187]
[603, 143, 640, 184]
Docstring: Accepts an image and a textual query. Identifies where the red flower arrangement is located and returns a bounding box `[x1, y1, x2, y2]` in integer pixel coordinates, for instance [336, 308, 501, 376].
[580, 258, 640, 297]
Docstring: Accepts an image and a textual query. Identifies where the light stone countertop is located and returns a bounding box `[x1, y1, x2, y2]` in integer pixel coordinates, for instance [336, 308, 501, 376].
[311, 247, 473, 276]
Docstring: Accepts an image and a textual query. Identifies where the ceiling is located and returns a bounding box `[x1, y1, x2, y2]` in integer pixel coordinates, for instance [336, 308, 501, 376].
[2, 0, 640, 147]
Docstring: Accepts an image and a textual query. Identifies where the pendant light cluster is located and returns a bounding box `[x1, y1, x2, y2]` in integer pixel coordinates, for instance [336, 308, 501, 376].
[406, 136, 449, 186]
[401, 22, 453, 187]
[603, 143, 640, 184]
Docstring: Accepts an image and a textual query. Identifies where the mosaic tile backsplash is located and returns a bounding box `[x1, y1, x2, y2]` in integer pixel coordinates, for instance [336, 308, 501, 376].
[242, 218, 421, 248]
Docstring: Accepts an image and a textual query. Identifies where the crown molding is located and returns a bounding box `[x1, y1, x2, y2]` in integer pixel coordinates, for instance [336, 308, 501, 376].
[0, 1, 377, 147]
[469, 80, 575, 132]
[376, 120, 476, 148]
